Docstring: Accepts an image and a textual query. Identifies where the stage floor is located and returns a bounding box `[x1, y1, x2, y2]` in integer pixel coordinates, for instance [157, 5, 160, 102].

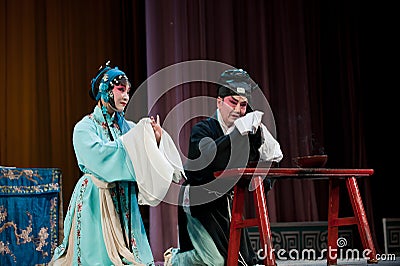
[274, 257, 400, 265]
[156, 257, 400, 265]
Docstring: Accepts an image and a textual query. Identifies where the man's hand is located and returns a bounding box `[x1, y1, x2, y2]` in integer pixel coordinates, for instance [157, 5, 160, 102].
[150, 115, 162, 145]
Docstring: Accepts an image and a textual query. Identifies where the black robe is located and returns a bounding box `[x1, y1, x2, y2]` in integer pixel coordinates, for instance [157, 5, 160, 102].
[178, 113, 263, 265]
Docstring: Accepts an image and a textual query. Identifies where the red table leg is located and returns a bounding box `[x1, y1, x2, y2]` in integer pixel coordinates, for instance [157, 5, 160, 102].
[227, 176, 276, 266]
[346, 177, 378, 263]
[328, 178, 340, 265]
[227, 184, 245, 265]
[253, 176, 276, 266]
[328, 177, 378, 265]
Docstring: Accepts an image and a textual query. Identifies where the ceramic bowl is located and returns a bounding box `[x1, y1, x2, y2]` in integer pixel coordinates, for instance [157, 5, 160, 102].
[292, 155, 328, 168]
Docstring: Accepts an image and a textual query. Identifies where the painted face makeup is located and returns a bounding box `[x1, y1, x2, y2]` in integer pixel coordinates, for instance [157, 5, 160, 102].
[112, 85, 130, 112]
[217, 95, 248, 127]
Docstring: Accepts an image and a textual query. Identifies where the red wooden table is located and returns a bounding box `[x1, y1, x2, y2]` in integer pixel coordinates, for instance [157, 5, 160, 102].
[214, 168, 377, 266]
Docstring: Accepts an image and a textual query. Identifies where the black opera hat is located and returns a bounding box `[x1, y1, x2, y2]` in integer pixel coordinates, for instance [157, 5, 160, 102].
[217, 68, 256, 99]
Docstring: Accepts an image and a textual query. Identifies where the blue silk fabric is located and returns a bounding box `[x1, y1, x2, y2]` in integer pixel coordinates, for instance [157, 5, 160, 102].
[0, 167, 61, 266]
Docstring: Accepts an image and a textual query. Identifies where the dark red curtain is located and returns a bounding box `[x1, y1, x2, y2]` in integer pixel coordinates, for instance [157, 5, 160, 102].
[2, 0, 397, 262]
[143, 0, 394, 260]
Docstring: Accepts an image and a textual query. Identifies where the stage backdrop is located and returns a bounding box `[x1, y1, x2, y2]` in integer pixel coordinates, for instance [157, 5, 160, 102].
[1, 0, 397, 262]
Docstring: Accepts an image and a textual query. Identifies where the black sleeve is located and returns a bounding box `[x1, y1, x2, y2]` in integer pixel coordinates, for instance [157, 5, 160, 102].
[248, 126, 262, 162]
[185, 120, 251, 185]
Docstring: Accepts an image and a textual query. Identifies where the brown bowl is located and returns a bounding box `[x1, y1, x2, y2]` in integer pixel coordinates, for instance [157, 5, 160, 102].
[293, 155, 328, 168]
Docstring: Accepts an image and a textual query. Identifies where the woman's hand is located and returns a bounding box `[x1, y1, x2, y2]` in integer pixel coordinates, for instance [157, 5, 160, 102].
[150, 115, 162, 145]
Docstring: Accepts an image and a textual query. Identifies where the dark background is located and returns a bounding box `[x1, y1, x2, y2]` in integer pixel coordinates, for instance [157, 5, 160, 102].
[1, 0, 398, 260]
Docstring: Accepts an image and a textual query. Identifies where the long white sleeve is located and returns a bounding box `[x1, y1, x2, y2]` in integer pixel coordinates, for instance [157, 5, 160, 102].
[120, 118, 184, 206]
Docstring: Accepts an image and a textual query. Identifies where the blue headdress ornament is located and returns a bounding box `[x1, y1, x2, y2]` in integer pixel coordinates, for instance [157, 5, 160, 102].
[90, 61, 131, 134]
[91, 63, 128, 103]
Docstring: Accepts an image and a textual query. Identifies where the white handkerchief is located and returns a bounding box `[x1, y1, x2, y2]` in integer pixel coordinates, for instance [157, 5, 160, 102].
[234, 110, 264, 135]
